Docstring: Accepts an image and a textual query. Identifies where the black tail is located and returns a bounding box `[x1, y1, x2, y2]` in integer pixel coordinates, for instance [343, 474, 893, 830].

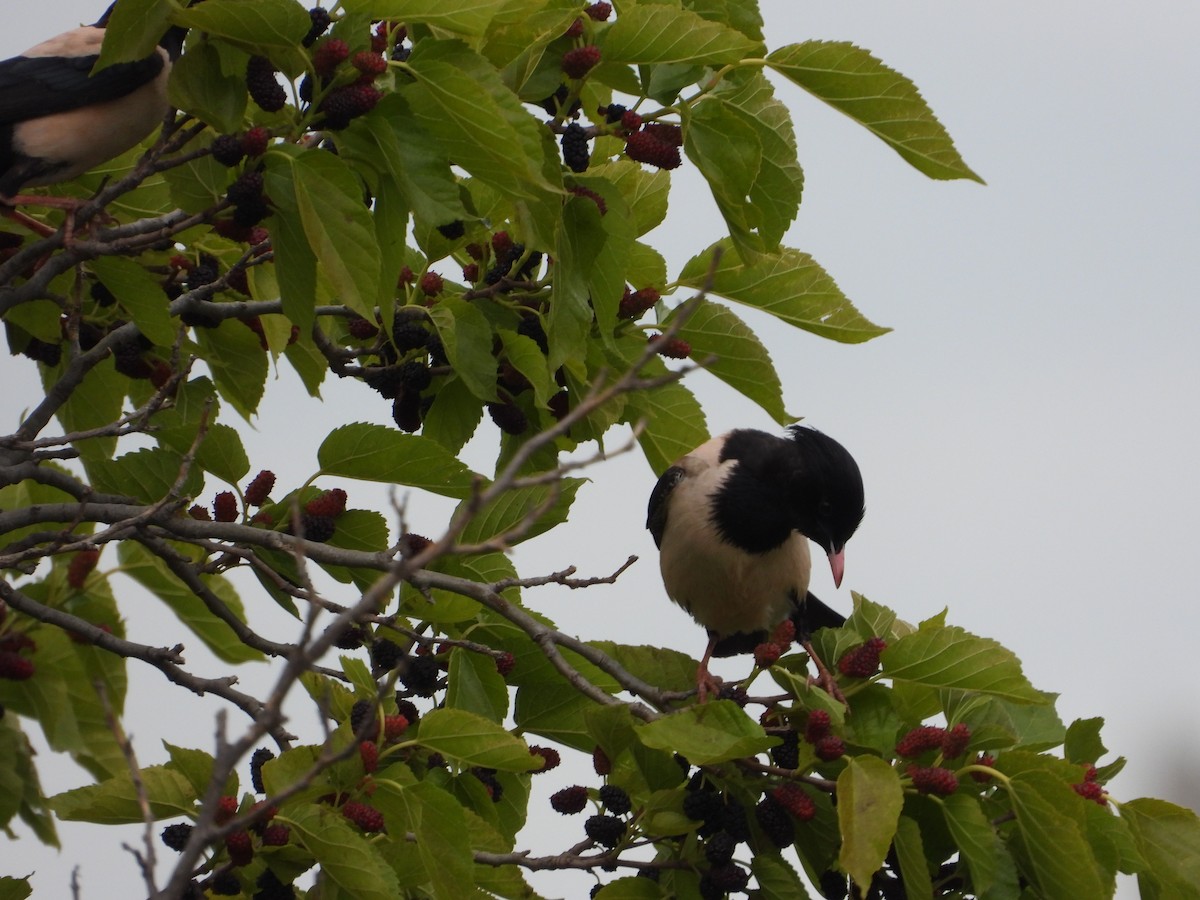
[790, 591, 845, 640]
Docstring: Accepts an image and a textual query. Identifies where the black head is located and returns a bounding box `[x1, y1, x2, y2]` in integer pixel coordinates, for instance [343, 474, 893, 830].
[784, 425, 864, 557]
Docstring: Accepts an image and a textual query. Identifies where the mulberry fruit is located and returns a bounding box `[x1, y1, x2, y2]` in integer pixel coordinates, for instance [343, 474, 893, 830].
[942, 723, 971, 759]
[243, 470, 276, 506]
[383, 714, 409, 741]
[895, 725, 947, 759]
[349, 699, 376, 735]
[487, 401, 529, 436]
[246, 57, 286, 112]
[755, 796, 795, 848]
[837, 636, 887, 678]
[211, 134, 245, 167]
[161, 822, 193, 851]
[299, 513, 335, 542]
[598, 784, 631, 814]
[370, 637, 404, 671]
[909, 765, 959, 796]
[66, 549, 100, 589]
[225, 829, 254, 866]
[495, 651, 516, 675]
[530, 745, 561, 773]
[243, 127, 270, 158]
[560, 122, 590, 172]
[584, 814, 626, 848]
[562, 46, 602, 79]
[342, 800, 385, 832]
[401, 654, 441, 697]
[550, 785, 589, 814]
[704, 830, 736, 865]
[213, 491, 239, 522]
[313, 38, 350, 77]
[625, 130, 681, 170]
[303, 7, 331, 46]
[813, 735, 846, 762]
[359, 740, 379, 773]
[304, 488, 347, 518]
[771, 783, 816, 821]
[585, 2, 612, 21]
[250, 747, 275, 793]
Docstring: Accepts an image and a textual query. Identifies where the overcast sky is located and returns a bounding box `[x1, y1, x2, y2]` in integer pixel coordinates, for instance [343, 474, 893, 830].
[3, 2, 1198, 897]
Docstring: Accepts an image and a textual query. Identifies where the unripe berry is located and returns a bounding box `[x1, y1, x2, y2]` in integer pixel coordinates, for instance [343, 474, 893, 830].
[942, 722, 971, 759]
[562, 46, 602, 79]
[243, 470, 276, 506]
[225, 830, 254, 866]
[910, 765, 959, 796]
[895, 725, 947, 759]
[242, 127, 270, 158]
[753, 641, 782, 668]
[67, 549, 100, 589]
[213, 491, 238, 522]
[625, 130, 681, 170]
[313, 38, 350, 78]
[814, 735, 846, 762]
[352, 51, 388, 76]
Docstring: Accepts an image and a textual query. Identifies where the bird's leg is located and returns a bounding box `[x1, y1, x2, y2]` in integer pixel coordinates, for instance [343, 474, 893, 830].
[695, 635, 724, 703]
[2, 196, 113, 247]
[1, 204, 56, 238]
[801, 637, 846, 704]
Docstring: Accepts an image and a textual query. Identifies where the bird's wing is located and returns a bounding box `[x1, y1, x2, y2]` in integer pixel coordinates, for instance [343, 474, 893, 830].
[0, 51, 165, 124]
[646, 465, 685, 548]
[790, 591, 846, 638]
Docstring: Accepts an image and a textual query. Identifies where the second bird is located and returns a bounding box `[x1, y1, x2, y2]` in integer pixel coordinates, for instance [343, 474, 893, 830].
[647, 426, 865, 700]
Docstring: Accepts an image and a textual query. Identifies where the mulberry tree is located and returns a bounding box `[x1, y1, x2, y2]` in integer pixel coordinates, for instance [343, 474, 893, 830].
[2, 1, 1198, 898]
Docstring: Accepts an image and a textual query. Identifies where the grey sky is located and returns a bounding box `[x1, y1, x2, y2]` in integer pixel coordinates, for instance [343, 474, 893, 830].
[2, 2, 1198, 897]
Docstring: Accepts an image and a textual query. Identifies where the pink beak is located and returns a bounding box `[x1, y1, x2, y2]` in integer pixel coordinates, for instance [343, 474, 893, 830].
[828, 549, 845, 588]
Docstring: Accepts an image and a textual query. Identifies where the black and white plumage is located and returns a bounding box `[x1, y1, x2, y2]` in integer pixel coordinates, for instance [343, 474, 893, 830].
[647, 426, 865, 699]
[0, 4, 186, 202]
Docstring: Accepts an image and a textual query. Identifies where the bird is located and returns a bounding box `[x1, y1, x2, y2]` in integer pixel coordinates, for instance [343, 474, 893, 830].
[0, 3, 187, 235]
[647, 425, 865, 701]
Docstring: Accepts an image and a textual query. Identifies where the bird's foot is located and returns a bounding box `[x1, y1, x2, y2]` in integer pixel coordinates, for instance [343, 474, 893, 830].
[695, 668, 724, 704]
[802, 638, 847, 705]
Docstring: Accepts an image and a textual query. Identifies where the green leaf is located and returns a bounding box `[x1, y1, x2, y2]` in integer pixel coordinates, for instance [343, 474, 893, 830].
[163, 743, 233, 798]
[1064, 717, 1108, 766]
[1122, 799, 1200, 899]
[403, 40, 560, 204]
[617, 348, 707, 473]
[751, 854, 809, 900]
[318, 422, 481, 497]
[1006, 771, 1107, 899]
[195, 423, 250, 485]
[265, 151, 319, 336]
[457, 479, 584, 547]
[97, 0, 174, 68]
[90, 447, 203, 503]
[499, 330, 556, 411]
[710, 71, 805, 251]
[118, 543, 264, 664]
[416, 709, 539, 772]
[893, 816, 933, 900]
[396, 781, 476, 899]
[589, 642, 699, 696]
[594, 160, 670, 237]
[291, 150, 383, 320]
[174, 0, 310, 51]
[666, 298, 790, 424]
[514, 683, 597, 753]
[195, 320, 269, 419]
[287, 805, 402, 900]
[422, 375, 483, 454]
[836, 756, 903, 890]
[342, 0, 500, 36]
[0, 875, 33, 900]
[168, 39, 248, 134]
[427, 298, 498, 402]
[601, 5, 758, 65]
[594, 877, 661, 899]
[91, 257, 176, 347]
[340, 95, 468, 231]
[636, 701, 774, 765]
[49, 765, 196, 823]
[684, 98, 766, 261]
[941, 793, 1020, 900]
[162, 152, 230, 214]
[51, 357, 125, 470]
[883, 624, 1043, 702]
[678, 240, 890, 344]
[767, 42, 983, 183]
[446, 648, 510, 722]
[688, 0, 765, 42]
